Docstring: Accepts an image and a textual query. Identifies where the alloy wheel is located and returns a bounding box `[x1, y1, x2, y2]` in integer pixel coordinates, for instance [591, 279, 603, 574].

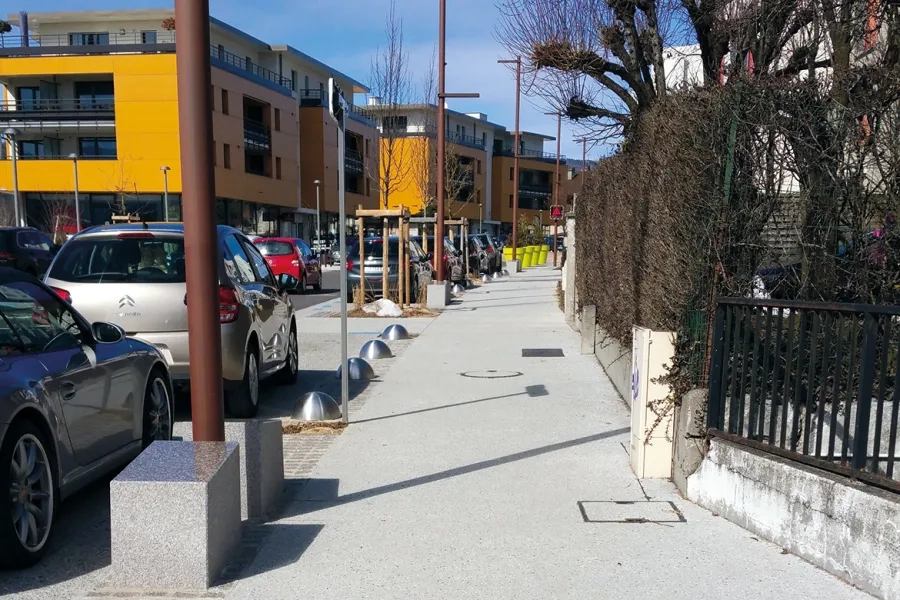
[248, 353, 259, 406]
[147, 377, 172, 441]
[288, 330, 298, 375]
[8, 434, 53, 553]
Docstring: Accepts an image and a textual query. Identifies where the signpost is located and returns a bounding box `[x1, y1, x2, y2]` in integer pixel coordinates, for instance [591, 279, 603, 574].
[329, 78, 350, 424]
[550, 205, 564, 267]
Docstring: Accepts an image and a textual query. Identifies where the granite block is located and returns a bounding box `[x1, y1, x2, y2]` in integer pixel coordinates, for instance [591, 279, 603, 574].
[427, 280, 450, 309]
[110, 441, 242, 590]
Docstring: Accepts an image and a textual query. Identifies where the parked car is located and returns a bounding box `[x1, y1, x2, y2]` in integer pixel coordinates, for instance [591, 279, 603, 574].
[0, 267, 173, 567]
[0, 227, 60, 278]
[345, 237, 434, 303]
[471, 233, 501, 273]
[411, 236, 465, 285]
[254, 237, 322, 293]
[43, 223, 299, 418]
[331, 242, 342, 264]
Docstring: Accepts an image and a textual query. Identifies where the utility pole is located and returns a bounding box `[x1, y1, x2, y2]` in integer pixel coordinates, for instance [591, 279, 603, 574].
[498, 57, 521, 262]
[160, 166, 171, 221]
[176, 0, 224, 442]
[436, 0, 478, 282]
[545, 111, 562, 266]
[314, 179, 321, 251]
[69, 154, 81, 233]
[4, 128, 21, 227]
[329, 78, 350, 424]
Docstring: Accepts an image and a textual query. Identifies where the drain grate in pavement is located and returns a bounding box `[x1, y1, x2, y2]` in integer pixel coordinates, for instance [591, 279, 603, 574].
[522, 348, 564, 357]
[577, 501, 686, 524]
[460, 370, 523, 379]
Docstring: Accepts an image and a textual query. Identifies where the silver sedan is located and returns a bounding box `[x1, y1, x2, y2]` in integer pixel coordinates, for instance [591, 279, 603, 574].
[0, 268, 173, 568]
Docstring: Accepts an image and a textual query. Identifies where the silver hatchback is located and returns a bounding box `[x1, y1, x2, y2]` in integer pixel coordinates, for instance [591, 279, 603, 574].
[44, 224, 299, 418]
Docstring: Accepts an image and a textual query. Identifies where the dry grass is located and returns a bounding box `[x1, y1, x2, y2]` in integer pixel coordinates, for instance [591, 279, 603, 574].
[344, 305, 438, 318]
[556, 280, 564, 313]
[282, 420, 348, 435]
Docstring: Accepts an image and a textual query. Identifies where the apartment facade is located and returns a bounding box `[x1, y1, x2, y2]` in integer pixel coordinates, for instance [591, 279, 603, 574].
[369, 103, 566, 235]
[0, 9, 378, 240]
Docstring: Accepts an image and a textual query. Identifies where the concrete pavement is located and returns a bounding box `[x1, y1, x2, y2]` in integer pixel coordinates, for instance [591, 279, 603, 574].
[227, 267, 870, 600]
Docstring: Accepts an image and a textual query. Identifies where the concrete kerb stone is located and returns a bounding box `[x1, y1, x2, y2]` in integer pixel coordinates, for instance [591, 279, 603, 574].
[109, 441, 242, 590]
[174, 419, 285, 522]
[507, 259, 521, 273]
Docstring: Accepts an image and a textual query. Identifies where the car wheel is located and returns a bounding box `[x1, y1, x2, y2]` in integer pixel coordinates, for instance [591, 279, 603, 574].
[312, 275, 322, 291]
[142, 369, 173, 449]
[299, 273, 307, 293]
[275, 326, 298, 385]
[0, 420, 56, 568]
[225, 346, 260, 418]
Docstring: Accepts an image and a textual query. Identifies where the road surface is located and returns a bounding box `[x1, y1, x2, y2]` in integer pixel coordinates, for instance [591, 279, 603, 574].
[290, 268, 340, 310]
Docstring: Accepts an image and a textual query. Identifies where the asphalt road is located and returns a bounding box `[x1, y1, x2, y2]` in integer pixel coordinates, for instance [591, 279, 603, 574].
[290, 268, 340, 310]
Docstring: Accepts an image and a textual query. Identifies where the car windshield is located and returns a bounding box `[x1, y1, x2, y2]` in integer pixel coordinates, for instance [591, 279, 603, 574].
[17, 230, 51, 251]
[48, 236, 187, 283]
[347, 240, 401, 260]
[255, 240, 295, 256]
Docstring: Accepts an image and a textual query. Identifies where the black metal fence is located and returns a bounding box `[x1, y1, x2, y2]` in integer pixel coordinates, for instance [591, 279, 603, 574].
[707, 297, 900, 492]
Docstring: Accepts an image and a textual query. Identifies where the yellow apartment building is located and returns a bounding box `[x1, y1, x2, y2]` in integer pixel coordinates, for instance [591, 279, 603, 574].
[365, 102, 566, 237]
[0, 9, 378, 242]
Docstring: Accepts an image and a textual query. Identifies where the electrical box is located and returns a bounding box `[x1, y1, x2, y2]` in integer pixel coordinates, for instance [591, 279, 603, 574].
[630, 326, 676, 479]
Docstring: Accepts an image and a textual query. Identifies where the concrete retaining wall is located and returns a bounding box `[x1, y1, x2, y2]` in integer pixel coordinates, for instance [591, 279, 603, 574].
[688, 438, 900, 600]
[594, 328, 632, 405]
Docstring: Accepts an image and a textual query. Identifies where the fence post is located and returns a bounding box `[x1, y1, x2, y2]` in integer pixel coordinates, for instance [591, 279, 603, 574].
[852, 313, 878, 471]
[707, 304, 727, 432]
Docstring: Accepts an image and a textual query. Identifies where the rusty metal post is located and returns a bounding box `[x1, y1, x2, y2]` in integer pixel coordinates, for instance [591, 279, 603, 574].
[398, 217, 405, 306]
[357, 210, 364, 309]
[512, 58, 521, 258]
[435, 0, 447, 282]
[404, 220, 411, 306]
[553, 111, 561, 267]
[176, 0, 224, 442]
[382, 217, 389, 299]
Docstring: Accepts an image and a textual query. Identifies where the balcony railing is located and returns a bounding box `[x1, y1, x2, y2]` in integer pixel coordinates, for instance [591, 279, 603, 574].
[496, 146, 566, 163]
[447, 131, 486, 150]
[518, 184, 552, 197]
[244, 119, 271, 152]
[0, 32, 176, 56]
[210, 45, 291, 91]
[345, 148, 364, 174]
[298, 88, 325, 107]
[0, 98, 115, 122]
[0, 153, 117, 160]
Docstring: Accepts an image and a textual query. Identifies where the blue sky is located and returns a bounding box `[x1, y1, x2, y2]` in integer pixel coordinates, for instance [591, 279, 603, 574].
[18, 0, 590, 161]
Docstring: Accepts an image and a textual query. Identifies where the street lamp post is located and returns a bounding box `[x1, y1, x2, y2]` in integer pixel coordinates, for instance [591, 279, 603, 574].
[68, 154, 81, 233]
[436, 0, 479, 282]
[160, 166, 171, 221]
[314, 179, 321, 251]
[478, 201, 482, 234]
[4, 128, 21, 227]
[498, 57, 521, 263]
[544, 111, 562, 266]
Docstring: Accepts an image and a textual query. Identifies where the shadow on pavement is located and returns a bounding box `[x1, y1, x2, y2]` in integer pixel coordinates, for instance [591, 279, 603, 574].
[286, 426, 631, 517]
[217, 523, 325, 586]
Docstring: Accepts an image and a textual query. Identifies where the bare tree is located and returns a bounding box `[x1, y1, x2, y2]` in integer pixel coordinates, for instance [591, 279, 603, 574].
[444, 147, 478, 218]
[411, 47, 439, 217]
[370, 0, 414, 209]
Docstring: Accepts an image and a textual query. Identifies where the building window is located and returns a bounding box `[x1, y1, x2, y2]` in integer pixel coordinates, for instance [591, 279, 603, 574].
[383, 116, 408, 131]
[275, 157, 282, 180]
[78, 137, 117, 158]
[509, 194, 513, 208]
[15, 87, 40, 111]
[245, 152, 266, 176]
[365, 138, 370, 157]
[141, 30, 157, 44]
[17, 140, 44, 158]
[510, 167, 514, 181]
[221, 89, 229, 115]
[274, 108, 281, 131]
[75, 81, 114, 109]
[224, 143, 232, 169]
[482, 132, 487, 146]
[477, 160, 482, 175]
[291, 69, 298, 92]
[69, 32, 109, 46]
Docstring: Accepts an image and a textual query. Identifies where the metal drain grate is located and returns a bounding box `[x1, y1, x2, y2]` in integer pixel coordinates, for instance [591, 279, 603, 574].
[577, 501, 686, 524]
[522, 348, 564, 357]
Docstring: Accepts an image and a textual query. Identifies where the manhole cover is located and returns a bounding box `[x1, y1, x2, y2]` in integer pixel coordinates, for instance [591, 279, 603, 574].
[460, 370, 523, 379]
[577, 501, 686, 524]
[522, 348, 564, 358]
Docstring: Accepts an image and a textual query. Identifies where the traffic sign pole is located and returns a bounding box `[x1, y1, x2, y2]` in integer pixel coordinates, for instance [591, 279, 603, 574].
[328, 78, 349, 424]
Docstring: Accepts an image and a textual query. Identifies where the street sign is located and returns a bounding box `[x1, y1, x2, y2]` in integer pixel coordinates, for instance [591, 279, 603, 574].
[550, 205, 564, 221]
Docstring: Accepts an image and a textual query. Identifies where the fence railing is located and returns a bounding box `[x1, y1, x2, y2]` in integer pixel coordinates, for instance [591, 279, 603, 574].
[707, 297, 900, 492]
[496, 146, 566, 162]
[210, 45, 291, 90]
[243, 119, 271, 151]
[447, 132, 486, 149]
[0, 98, 115, 113]
[345, 149, 364, 173]
[0, 31, 176, 50]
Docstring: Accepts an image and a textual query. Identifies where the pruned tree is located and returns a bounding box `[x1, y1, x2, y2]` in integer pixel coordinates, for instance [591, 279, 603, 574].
[370, 0, 414, 209]
[444, 147, 478, 218]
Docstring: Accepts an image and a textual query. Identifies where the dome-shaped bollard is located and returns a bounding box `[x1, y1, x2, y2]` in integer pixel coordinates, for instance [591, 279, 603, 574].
[380, 324, 410, 341]
[480, 273, 491, 283]
[451, 284, 466, 295]
[360, 339, 393, 360]
[292, 391, 342, 421]
[492, 271, 502, 280]
[336, 357, 376, 381]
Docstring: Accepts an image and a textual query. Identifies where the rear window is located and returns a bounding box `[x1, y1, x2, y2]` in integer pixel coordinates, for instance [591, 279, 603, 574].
[48, 236, 186, 283]
[17, 230, 51, 251]
[255, 240, 295, 256]
[347, 240, 401, 259]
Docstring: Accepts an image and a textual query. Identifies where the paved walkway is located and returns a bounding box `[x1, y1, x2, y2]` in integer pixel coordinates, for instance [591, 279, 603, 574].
[229, 268, 870, 600]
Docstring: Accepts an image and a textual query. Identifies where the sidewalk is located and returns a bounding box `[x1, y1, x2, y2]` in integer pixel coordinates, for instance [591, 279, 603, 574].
[229, 268, 870, 600]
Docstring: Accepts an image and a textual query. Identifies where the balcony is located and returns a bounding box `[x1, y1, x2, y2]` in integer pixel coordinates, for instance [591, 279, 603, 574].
[209, 45, 291, 92]
[0, 31, 176, 57]
[0, 98, 115, 123]
[447, 131, 486, 150]
[345, 149, 364, 175]
[518, 184, 552, 198]
[496, 146, 566, 164]
[298, 89, 378, 128]
[243, 119, 271, 153]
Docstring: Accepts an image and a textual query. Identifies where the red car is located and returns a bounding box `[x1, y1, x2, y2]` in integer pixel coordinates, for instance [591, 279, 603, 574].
[254, 237, 322, 292]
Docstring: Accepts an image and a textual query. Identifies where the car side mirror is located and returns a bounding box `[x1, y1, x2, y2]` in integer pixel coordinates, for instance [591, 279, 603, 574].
[92, 322, 125, 344]
[278, 273, 299, 291]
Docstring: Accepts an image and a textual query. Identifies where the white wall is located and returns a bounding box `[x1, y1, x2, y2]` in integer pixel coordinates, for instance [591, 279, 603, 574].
[663, 45, 704, 89]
